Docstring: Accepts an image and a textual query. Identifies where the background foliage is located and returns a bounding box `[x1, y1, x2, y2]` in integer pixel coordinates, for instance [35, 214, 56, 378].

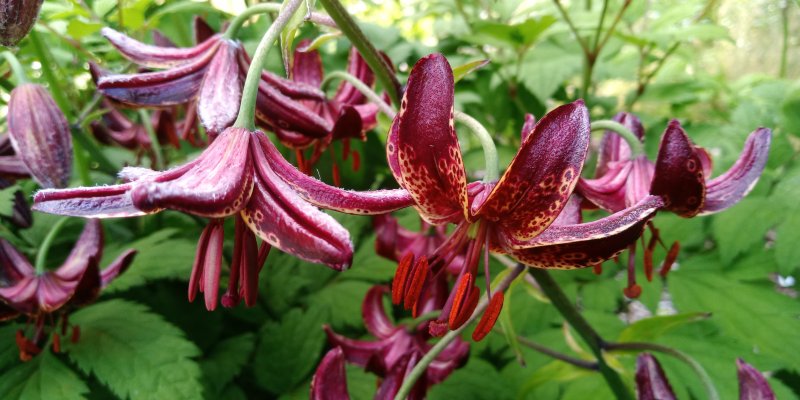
[1, 0, 799, 399]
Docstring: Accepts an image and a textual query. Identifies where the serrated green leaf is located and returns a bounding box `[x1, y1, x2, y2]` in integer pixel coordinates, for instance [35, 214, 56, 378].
[0, 351, 89, 400]
[253, 307, 326, 394]
[774, 212, 800, 275]
[518, 43, 582, 102]
[429, 358, 514, 400]
[66, 299, 202, 400]
[308, 280, 372, 330]
[66, 19, 103, 39]
[102, 229, 196, 293]
[618, 312, 710, 342]
[201, 333, 255, 396]
[0, 324, 20, 372]
[0, 185, 20, 218]
[711, 198, 780, 264]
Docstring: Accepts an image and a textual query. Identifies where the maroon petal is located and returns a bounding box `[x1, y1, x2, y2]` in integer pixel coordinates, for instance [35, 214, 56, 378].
[636, 353, 677, 400]
[258, 133, 414, 214]
[520, 113, 536, 143]
[506, 196, 663, 269]
[151, 30, 176, 48]
[197, 40, 243, 136]
[244, 138, 353, 270]
[97, 44, 218, 107]
[311, 347, 351, 400]
[333, 47, 375, 105]
[0, 0, 42, 46]
[330, 105, 366, 141]
[129, 127, 254, 218]
[577, 161, 632, 213]
[255, 81, 332, 140]
[8, 84, 73, 188]
[54, 219, 103, 281]
[324, 325, 386, 368]
[701, 128, 771, 214]
[261, 70, 326, 100]
[596, 112, 644, 176]
[737, 358, 776, 400]
[0, 239, 34, 283]
[33, 184, 148, 218]
[194, 16, 216, 44]
[363, 286, 397, 339]
[475, 101, 590, 241]
[650, 121, 706, 217]
[102, 27, 221, 68]
[0, 155, 32, 180]
[292, 40, 324, 87]
[387, 54, 468, 224]
[100, 249, 137, 287]
[551, 194, 583, 226]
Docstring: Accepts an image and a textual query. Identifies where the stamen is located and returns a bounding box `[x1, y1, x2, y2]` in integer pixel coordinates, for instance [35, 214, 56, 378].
[660, 242, 680, 278]
[644, 232, 658, 282]
[203, 222, 225, 311]
[257, 242, 272, 273]
[449, 273, 479, 330]
[52, 332, 61, 353]
[483, 235, 492, 300]
[472, 292, 504, 342]
[392, 252, 414, 305]
[592, 264, 603, 275]
[404, 257, 430, 315]
[71, 326, 80, 343]
[448, 273, 473, 328]
[295, 149, 307, 174]
[352, 150, 361, 172]
[342, 139, 351, 161]
[188, 223, 214, 302]
[451, 289, 479, 330]
[222, 218, 246, 308]
[240, 229, 259, 307]
[332, 163, 341, 187]
[623, 245, 642, 299]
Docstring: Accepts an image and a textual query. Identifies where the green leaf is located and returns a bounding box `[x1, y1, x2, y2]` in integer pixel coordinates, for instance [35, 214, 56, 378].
[308, 280, 372, 330]
[0, 185, 20, 218]
[0, 324, 20, 372]
[774, 211, 800, 275]
[711, 198, 780, 264]
[66, 300, 203, 399]
[617, 312, 710, 342]
[253, 307, 326, 394]
[280, 0, 315, 75]
[201, 333, 256, 397]
[429, 358, 514, 400]
[518, 43, 582, 102]
[66, 19, 103, 39]
[102, 229, 196, 293]
[0, 351, 89, 400]
[452, 59, 489, 83]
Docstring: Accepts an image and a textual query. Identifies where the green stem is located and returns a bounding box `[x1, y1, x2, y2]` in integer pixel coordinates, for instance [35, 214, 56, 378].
[321, 70, 396, 117]
[34, 217, 69, 275]
[552, 0, 592, 56]
[233, 0, 306, 130]
[606, 341, 719, 400]
[1, 52, 28, 84]
[454, 111, 499, 182]
[581, 56, 595, 101]
[780, 1, 789, 78]
[318, 0, 401, 105]
[590, 120, 644, 155]
[138, 110, 163, 170]
[29, 31, 71, 115]
[405, 311, 441, 330]
[592, 0, 609, 51]
[515, 334, 599, 370]
[528, 268, 633, 400]
[394, 264, 526, 400]
[224, 3, 282, 39]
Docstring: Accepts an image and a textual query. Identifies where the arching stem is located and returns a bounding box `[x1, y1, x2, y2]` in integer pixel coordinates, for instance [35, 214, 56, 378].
[224, 3, 338, 40]
[454, 111, 499, 182]
[34, 218, 70, 275]
[1, 51, 28, 84]
[321, 70, 396, 117]
[590, 120, 644, 155]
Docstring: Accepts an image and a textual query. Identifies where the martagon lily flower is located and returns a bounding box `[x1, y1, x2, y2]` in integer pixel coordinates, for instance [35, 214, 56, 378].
[578, 112, 771, 296]
[32, 127, 414, 310]
[314, 285, 469, 400]
[384, 53, 664, 338]
[95, 22, 325, 138]
[0, 219, 136, 360]
[256, 40, 381, 177]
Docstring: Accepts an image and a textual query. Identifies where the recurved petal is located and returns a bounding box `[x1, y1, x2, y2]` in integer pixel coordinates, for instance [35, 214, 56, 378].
[333, 47, 375, 105]
[292, 40, 324, 87]
[245, 139, 353, 269]
[0, 239, 34, 281]
[363, 286, 397, 339]
[54, 219, 103, 281]
[476, 101, 590, 241]
[551, 194, 583, 226]
[100, 249, 137, 287]
[261, 70, 326, 100]
[258, 133, 414, 214]
[130, 127, 253, 218]
[324, 324, 386, 368]
[577, 161, 632, 213]
[194, 16, 216, 44]
[311, 347, 351, 400]
[506, 196, 663, 269]
[520, 113, 536, 143]
[0, 155, 32, 180]
[596, 112, 644, 176]
[197, 40, 243, 136]
[650, 120, 706, 217]
[330, 105, 365, 141]
[8, 84, 73, 188]
[33, 184, 147, 218]
[636, 353, 677, 400]
[737, 358, 776, 400]
[701, 128, 771, 215]
[97, 46, 216, 107]
[102, 27, 220, 68]
[255, 81, 332, 139]
[387, 53, 468, 224]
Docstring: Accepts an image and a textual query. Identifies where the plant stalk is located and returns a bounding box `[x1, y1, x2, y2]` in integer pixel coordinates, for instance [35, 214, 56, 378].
[34, 218, 70, 275]
[590, 120, 644, 155]
[454, 111, 500, 182]
[321, 70, 396, 117]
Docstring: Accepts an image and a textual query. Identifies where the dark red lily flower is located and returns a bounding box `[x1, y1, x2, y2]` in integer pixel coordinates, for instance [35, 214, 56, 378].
[0, 0, 43, 46]
[386, 54, 662, 337]
[578, 113, 771, 297]
[255, 40, 381, 177]
[33, 127, 413, 310]
[319, 285, 469, 399]
[374, 214, 465, 275]
[0, 219, 136, 360]
[95, 22, 324, 140]
[7, 83, 73, 189]
[635, 353, 775, 400]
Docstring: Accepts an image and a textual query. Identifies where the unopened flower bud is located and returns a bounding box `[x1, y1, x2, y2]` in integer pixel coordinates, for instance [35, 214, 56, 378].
[0, 0, 44, 46]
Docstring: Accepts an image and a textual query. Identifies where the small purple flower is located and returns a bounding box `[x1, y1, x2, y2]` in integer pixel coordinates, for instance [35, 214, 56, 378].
[0, 219, 136, 360]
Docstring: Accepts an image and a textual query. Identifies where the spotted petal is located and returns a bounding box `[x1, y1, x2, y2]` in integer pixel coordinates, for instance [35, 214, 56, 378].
[197, 40, 243, 136]
[387, 54, 468, 224]
[129, 127, 253, 217]
[102, 27, 221, 68]
[506, 196, 663, 269]
[258, 133, 414, 215]
[475, 101, 590, 242]
[245, 138, 352, 269]
[701, 128, 771, 215]
[650, 121, 706, 217]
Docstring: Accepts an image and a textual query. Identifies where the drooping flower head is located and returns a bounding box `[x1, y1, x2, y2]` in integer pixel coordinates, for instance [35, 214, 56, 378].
[33, 127, 414, 310]
[256, 40, 382, 178]
[314, 285, 469, 399]
[386, 54, 663, 338]
[0, 219, 136, 360]
[578, 112, 771, 297]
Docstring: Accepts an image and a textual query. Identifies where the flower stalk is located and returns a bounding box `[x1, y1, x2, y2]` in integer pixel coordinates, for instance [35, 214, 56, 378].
[2, 51, 28, 84]
[454, 110, 500, 182]
[224, 3, 282, 39]
[591, 120, 644, 155]
[234, 0, 306, 130]
[321, 70, 396, 117]
[393, 263, 526, 400]
[33, 217, 70, 275]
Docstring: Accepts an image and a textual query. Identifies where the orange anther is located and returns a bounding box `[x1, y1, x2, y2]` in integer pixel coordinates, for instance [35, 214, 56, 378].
[392, 253, 414, 305]
[472, 292, 505, 341]
[660, 242, 680, 278]
[404, 257, 429, 313]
